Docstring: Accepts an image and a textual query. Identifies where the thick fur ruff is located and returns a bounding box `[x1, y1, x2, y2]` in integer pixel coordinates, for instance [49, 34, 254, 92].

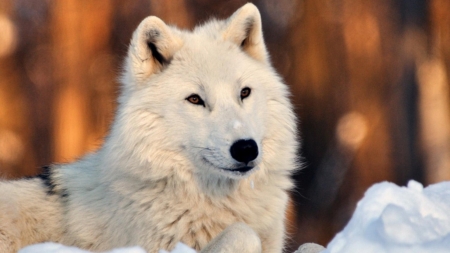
[0, 4, 299, 253]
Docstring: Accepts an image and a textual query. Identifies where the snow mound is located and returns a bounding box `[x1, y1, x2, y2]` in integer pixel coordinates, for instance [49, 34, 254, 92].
[159, 242, 197, 253]
[18, 242, 196, 253]
[324, 180, 450, 253]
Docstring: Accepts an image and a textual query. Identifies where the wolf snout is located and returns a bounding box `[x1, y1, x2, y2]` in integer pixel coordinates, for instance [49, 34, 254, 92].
[230, 139, 258, 164]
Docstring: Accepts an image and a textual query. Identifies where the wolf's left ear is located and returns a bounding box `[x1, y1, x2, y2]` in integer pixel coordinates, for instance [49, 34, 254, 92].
[126, 16, 183, 86]
[223, 3, 268, 63]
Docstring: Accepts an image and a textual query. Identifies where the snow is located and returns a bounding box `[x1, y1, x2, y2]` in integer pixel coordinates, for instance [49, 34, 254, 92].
[324, 180, 450, 253]
[18, 243, 147, 253]
[158, 242, 197, 253]
[18, 242, 195, 253]
[18, 180, 450, 253]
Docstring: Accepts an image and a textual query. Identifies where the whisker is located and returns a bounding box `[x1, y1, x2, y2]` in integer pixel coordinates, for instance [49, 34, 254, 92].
[191, 146, 213, 151]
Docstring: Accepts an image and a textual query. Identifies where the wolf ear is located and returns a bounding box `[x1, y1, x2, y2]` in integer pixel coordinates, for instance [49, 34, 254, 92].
[223, 3, 268, 63]
[126, 16, 183, 85]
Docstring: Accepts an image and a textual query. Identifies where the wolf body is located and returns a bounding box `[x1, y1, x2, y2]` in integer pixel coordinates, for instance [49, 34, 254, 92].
[0, 4, 299, 253]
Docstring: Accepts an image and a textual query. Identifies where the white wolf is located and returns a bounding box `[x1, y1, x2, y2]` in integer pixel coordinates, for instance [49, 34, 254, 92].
[0, 3, 300, 253]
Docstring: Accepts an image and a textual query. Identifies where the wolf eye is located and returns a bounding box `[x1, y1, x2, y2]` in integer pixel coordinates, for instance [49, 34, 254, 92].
[186, 94, 205, 106]
[240, 87, 251, 100]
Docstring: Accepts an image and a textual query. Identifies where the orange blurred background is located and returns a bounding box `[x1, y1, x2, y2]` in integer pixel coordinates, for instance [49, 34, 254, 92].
[0, 0, 449, 251]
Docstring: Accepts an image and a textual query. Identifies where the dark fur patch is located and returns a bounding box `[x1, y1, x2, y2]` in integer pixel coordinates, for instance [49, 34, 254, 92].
[37, 166, 57, 195]
[146, 29, 169, 66]
[23, 174, 39, 180]
[61, 190, 69, 198]
[241, 17, 255, 47]
[147, 29, 160, 39]
[168, 209, 189, 227]
[147, 42, 167, 66]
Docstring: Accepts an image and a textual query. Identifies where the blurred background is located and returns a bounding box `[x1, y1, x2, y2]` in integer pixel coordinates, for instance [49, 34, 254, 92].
[0, 0, 449, 251]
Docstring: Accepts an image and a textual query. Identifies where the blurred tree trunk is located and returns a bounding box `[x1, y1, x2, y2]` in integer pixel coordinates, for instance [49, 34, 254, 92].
[430, 0, 450, 73]
[0, 1, 41, 178]
[51, 0, 114, 162]
[418, 0, 450, 183]
[286, 0, 429, 248]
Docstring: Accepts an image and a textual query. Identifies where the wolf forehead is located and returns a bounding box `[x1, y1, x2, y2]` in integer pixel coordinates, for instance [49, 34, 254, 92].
[152, 24, 262, 77]
[169, 43, 258, 84]
[124, 3, 269, 86]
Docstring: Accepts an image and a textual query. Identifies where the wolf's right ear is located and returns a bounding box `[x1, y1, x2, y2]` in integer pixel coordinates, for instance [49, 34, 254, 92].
[223, 3, 268, 63]
[125, 16, 183, 86]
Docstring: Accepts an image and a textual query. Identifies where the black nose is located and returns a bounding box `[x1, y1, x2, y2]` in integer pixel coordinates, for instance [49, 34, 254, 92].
[230, 139, 258, 164]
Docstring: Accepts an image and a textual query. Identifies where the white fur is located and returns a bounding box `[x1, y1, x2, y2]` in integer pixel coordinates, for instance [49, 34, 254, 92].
[0, 3, 299, 253]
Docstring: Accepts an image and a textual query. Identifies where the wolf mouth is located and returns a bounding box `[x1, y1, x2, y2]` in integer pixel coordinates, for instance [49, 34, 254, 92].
[227, 166, 254, 173]
[202, 157, 254, 175]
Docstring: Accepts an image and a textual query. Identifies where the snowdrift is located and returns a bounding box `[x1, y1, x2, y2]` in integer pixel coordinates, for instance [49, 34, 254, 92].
[324, 180, 450, 253]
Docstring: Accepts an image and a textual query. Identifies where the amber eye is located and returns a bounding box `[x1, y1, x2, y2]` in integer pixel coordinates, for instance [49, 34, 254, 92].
[240, 87, 251, 100]
[186, 94, 205, 106]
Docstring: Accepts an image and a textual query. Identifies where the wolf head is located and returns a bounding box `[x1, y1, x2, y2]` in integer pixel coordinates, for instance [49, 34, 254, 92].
[107, 4, 298, 191]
